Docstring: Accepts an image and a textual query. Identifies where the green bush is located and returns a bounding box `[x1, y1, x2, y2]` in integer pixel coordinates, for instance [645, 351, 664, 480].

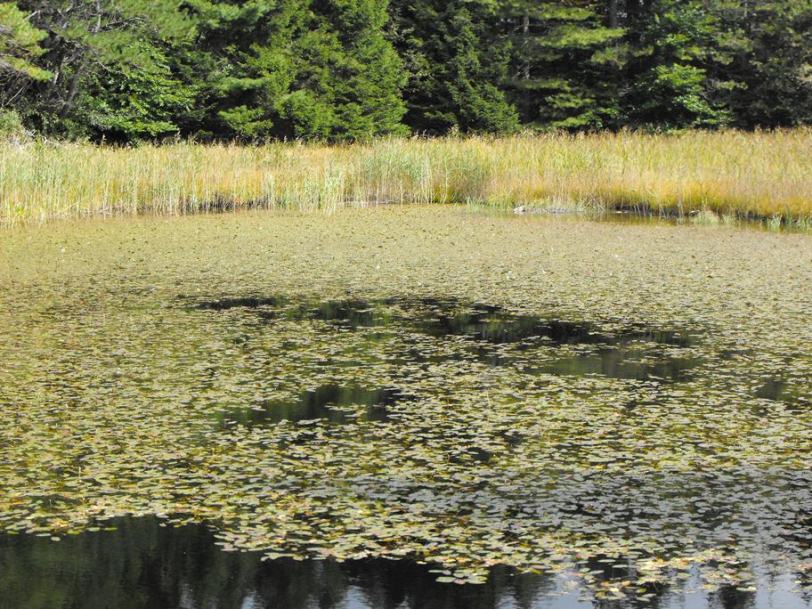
[0, 109, 26, 140]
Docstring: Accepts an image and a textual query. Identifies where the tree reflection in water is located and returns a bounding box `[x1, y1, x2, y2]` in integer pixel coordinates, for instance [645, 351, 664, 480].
[1, 517, 808, 609]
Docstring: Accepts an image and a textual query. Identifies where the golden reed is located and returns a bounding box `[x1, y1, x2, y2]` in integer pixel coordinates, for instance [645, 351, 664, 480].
[2, 130, 809, 226]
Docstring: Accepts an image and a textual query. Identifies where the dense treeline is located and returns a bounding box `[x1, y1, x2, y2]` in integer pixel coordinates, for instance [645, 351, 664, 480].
[1, 0, 810, 142]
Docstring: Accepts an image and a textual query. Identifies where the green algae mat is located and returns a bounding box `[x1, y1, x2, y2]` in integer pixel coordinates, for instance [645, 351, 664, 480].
[1, 206, 810, 602]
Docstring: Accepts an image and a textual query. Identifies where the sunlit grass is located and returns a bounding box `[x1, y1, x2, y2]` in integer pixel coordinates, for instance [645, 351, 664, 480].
[1, 130, 810, 226]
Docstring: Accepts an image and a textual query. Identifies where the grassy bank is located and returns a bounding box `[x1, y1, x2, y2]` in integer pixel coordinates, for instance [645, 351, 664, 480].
[1, 130, 810, 226]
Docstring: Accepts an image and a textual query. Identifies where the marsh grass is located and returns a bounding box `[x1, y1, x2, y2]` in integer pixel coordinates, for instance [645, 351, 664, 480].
[1, 130, 810, 226]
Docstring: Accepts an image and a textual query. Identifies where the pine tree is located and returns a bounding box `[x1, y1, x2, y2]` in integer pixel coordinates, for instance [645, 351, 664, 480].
[0, 2, 50, 83]
[16, 0, 196, 139]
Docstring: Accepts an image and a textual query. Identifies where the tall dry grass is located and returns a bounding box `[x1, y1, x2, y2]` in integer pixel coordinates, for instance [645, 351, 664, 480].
[1, 130, 810, 226]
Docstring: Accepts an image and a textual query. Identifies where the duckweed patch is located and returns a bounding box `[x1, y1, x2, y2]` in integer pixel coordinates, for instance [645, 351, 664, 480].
[0, 206, 810, 603]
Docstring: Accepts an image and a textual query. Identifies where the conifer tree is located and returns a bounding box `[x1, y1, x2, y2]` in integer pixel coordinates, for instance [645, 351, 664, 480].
[724, 0, 812, 127]
[187, 0, 302, 138]
[2, 0, 811, 140]
[290, 0, 408, 140]
[502, 0, 625, 129]
[191, 0, 406, 141]
[621, 0, 737, 128]
[388, 0, 518, 134]
[15, 0, 196, 139]
[0, 2, 50, 83]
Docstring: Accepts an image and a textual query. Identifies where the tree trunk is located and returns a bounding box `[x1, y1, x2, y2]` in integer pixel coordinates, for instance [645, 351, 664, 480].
[522, 10, 530, 80]
[59, 56, 86, 117]
[60, 1, 102, 118]
[609, 0, 619, 28]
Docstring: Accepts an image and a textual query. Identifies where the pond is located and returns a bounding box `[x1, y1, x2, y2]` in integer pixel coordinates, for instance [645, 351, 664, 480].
[0, 206, 810, 607]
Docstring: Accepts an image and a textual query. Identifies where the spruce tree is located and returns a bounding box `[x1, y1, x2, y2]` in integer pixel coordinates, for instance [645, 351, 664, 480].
[724, 0, 812, 127]
[191, 0, 406, 141]
[289, 0, 408, 140]
[388, 0, 518, 134]
[622, 0, 737, 129]
[501, 0, 625, 130]
[187, 0, 303, 139]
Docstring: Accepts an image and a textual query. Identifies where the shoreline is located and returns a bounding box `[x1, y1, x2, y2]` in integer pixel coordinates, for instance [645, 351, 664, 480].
[2, 131, 810, 228]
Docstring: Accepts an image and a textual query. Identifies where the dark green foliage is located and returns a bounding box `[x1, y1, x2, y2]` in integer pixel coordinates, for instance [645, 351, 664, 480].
[14, 0, 197, 140]
[189, 0, 406, 140]
[388, 0, 519, 134]
[501, 0, 625, 130]
[0, 2, 49, 81]
[1, 0, 810, 141]
[0, 1, 50, 115]
[290, 0, 408, 140]
[621, 0, 739, 128]
[185, 0, 304, 139]
[725, 0, 812, 127]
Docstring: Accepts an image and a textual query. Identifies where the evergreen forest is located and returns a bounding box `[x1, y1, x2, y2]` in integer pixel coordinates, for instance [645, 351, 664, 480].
[1, 0, 810, 142]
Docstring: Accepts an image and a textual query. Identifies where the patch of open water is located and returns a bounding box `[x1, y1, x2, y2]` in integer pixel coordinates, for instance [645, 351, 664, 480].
[193, 295, 701, 382]
[0, 518, 808, 609]
[218, 384, 408, 427]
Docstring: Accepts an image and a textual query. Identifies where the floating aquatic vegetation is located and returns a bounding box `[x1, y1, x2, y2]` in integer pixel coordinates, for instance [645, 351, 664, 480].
[217, 384, 409, 428]
[3, 515, 807, 609]
[189, 294, 700, 380]
[0, 206, 810, 603]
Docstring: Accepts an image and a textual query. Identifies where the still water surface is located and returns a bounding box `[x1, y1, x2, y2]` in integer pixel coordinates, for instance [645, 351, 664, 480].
[0, 518, 809, 609]
[1, 208, 810, 607]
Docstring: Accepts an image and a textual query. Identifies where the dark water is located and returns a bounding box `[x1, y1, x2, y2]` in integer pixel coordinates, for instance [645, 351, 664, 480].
[536, 348, 700, 381]
[218, 384, 407, 427]
[196, 297, 287, 311]
[755, 379, 811, 409]
[192, 296, 693, 345]
[0, 518, 808, 609]
[194, 295, 700, 381]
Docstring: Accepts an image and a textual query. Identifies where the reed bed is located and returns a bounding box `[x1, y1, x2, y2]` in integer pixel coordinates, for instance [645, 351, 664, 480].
[1, 130, 810, 226]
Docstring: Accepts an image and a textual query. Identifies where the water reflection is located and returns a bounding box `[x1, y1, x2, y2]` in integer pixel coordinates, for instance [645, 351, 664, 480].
[196, 297, 287, 311]
[191, 295, 700, 381]
[308, 299, 394, 329]
[217, 384, 408, 427]
[372, 299, 595, 345]
[537, 348, 701, 381]
[1, 518, 808, 609]
[192, 295, 694, 346]
[405, 300, 694, 348]
[755, 379, 810, 410]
